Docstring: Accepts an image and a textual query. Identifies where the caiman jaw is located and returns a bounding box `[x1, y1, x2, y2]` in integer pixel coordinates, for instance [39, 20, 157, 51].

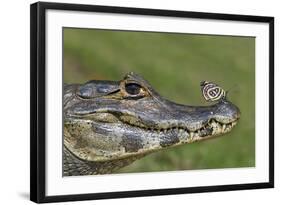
[76, 108, 239, 143]
[64, 115, 239, 163]
[118, 117, 238, 142]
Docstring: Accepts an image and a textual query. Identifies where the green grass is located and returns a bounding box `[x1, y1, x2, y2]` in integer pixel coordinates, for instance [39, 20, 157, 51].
[63, 28, 255, 173]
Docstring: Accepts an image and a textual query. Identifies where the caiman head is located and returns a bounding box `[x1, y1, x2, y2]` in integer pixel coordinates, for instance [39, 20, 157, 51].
[64, 72, 240, 175]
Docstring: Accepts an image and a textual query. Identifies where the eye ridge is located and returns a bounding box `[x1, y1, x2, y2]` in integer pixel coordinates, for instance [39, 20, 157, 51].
[125, 83, 142, 95]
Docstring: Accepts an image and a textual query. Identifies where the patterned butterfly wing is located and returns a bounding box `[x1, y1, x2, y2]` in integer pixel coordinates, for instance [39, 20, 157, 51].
[201, 81, 225, 102]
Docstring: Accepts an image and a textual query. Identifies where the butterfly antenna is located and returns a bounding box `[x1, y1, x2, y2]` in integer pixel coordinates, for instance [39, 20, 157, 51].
[226, 84, 239, 97]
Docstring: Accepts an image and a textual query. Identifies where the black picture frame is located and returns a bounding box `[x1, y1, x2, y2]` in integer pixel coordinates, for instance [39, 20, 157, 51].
[30, 1, 274, 203]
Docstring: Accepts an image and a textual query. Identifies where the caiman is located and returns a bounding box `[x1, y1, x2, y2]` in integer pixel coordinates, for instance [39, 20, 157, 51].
[64, 72, 240, 176]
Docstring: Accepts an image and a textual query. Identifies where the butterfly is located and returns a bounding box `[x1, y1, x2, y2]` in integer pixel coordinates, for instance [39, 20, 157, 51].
[200, 81, 226, 102]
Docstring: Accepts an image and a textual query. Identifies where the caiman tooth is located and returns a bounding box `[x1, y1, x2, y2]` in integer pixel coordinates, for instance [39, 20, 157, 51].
[222, 124, 226, 132]
[179, 128, 183, 134]
[190, 132, 194, 140]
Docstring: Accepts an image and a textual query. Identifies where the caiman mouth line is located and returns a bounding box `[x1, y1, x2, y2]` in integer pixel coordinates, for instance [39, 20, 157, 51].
[118, 115, 237, 133]
[118, 119, 238, 146]
[67, 112, 238, 141]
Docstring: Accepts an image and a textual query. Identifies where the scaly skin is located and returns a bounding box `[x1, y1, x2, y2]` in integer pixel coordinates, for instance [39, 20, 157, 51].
[64, 72, 240, 176]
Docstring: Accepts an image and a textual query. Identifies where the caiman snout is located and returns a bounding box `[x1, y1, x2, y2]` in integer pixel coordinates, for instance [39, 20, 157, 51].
[120, 96, 241, 142]
[192, 99, 240, 138]
[212, 100, 240, 124]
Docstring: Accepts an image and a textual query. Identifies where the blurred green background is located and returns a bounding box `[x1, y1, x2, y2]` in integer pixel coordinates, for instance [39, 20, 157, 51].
[63, 28, 255, 173]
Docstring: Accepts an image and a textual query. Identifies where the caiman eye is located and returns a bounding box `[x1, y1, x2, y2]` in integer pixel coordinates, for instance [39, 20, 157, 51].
[125, 83, 141, 95]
